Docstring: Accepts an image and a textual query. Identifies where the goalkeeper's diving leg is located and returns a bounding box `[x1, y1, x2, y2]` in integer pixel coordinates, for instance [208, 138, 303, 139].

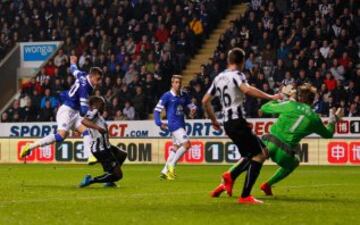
[260, 141, 299, 196]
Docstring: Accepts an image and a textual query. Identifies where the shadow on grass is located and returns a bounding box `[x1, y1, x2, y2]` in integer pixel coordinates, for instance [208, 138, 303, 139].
[21, 184, 124, 191]
[266, 195, 358, 204]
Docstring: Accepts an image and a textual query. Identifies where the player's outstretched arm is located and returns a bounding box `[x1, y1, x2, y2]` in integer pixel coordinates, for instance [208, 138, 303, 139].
[260, 100, 290, 115]
[81, 109, 106, 133]
[239, 83, 282, 101]
[202, 93, 221, 131]
[280, 84, 297, 101]
[314, 108, 344, 138]
[314, 119, 335, 138]
[69, 56, 86, 78]
[69, 56, 79, 73]
[82, 118, 106, 134]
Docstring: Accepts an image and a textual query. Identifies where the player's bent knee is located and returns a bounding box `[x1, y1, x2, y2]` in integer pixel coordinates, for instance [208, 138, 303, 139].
[112, 174, 122, 182]
[117, 169, 123, 180]
[183, 141, 191, 149]
[110, 146, 127, 165]
[55, 132, 68, 142]
[76, 124, 87, 134]
[57, 130, 68, 139]
[292, 159, 300, 169]
[283, 159, 299, 171]
[252, 152, 267, 163]
[262, 147, 270, 159]
[112, 167, 123, 181]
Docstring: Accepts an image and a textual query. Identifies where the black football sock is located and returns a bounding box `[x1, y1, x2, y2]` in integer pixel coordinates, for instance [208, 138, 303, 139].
[241, 160, 263, 198]
[90, 172, 119, 184]
[228, 157, 251, 181]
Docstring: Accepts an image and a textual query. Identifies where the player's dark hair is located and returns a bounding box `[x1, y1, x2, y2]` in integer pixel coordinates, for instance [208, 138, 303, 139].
[298, 83, 316, 105]
[227, 48, 245, 65]
[90, 67, 103, 77]
[89, 96, 106, 114]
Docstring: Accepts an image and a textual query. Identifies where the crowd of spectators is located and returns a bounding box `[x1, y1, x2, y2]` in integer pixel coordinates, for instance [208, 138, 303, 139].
[188, 0, 360, 118]
[2, 0, 360, 122]
[0, 0, 232, 122]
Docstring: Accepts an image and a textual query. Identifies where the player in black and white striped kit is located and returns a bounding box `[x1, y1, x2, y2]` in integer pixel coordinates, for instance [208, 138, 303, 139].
[88, 114, 111, 153]
[202, 48, 282, 204]
[79, 96, 127, 188]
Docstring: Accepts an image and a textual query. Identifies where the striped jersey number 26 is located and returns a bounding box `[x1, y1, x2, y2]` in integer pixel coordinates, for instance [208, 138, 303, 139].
[216, 85, 232, 107]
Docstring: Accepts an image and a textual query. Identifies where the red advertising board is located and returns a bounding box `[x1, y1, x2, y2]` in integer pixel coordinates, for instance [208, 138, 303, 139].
[328, 141, 360, 164]
[17, 141, 54, 162]
[328, 142, 348, 164]
[336, 121, 349, 134]
[165, 141, 204, 163]
[17, 141, 36, 161]
[349, 142, 360, 164]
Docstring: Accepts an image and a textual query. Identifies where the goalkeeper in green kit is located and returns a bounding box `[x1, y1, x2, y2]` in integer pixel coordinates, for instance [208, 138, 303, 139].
[210, 83, 344, 199]
[259, 83, 344, 196]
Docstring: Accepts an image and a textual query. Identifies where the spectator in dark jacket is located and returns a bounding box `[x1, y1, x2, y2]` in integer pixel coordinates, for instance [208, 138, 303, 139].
[39, 100, 55, 121]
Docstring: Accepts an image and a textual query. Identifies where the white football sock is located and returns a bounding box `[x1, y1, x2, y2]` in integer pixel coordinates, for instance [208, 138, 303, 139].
[169, 146, 188, 167]
[29, 134, 57, 150]
[161, 150, 176, 174]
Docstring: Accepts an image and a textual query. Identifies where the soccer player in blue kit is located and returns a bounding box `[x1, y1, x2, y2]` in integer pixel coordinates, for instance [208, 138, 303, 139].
[154, 75, 197, 180]
[20, 56, 102, 163]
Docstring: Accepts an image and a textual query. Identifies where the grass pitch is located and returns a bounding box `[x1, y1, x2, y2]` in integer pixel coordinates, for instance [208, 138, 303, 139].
[0, 164, 359, 225]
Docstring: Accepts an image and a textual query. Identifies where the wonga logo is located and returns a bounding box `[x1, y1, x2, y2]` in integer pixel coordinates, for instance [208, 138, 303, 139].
[328, 142, 348, 163]
[23, 44, 57, 61]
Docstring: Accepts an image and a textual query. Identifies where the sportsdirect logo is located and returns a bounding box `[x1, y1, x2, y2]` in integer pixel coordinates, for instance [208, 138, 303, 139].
[4, 119, 360, 138]
[11, 125, 57, 137]
[108, 123, 149, 137]
[159, 122, 224, 137]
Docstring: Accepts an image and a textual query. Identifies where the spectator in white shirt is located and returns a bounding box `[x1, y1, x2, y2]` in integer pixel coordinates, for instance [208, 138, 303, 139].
[320, 40, 330, 58]
[319, 1, 332, 16]
[54, 49, 68, 67]
[123, 101, 135, 120]
[282, 71, 295, 86]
